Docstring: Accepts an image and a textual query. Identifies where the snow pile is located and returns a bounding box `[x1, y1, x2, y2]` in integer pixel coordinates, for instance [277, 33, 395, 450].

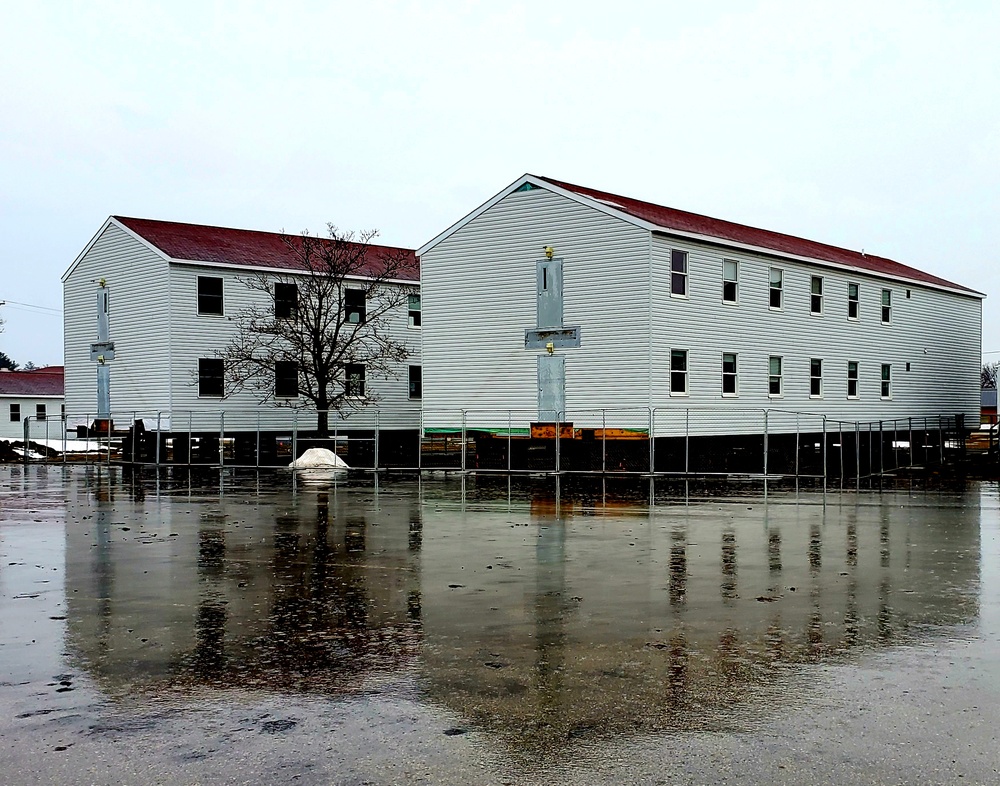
[288, 447, 350, 470]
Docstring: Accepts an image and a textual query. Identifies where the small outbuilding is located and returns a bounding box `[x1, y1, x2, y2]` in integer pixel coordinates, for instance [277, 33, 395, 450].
[0, 366, 65, 441]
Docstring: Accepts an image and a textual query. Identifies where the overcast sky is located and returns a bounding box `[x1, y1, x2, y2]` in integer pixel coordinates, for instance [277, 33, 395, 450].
[2, 0, 997, 367]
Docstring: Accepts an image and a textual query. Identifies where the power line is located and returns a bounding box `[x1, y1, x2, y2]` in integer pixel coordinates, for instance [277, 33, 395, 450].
[0, 299, 62, 315]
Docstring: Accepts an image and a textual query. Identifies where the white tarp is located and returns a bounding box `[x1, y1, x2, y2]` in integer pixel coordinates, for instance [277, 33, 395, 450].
[288, 447, 350, 469]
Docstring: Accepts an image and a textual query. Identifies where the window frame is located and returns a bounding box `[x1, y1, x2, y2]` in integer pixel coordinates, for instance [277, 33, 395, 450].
[197, 276, 224, 316]
[345, 363, 366, 398]
[722, 352, 738, 397]
[198, 358, 225, 397]
[768, 268, 783, 310]
[408, 365, 422, 399]
[274, 282, 298, 320]
[722, 259, 738, 304]
[848, 282, 859, 320]
[670, 349, 688, 396]
[810, 275, 823, 315]
[881, 289, 892, 324]
[9, 403, 19, 422]
[880, 363, 892, 399]
[768, 355, 783, 397]
[847, 361, 859, 399]
[810, 358, 823, 398]
[35, 403, 46, 421]
[408, 293, 421, 328]
[670, 250, 688, 298]
[274, 360, 299, 398]
[345, 288, 367, 325]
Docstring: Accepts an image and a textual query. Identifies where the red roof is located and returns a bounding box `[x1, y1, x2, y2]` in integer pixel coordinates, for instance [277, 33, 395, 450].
[114, 217, 419, 281]
[537, 176, 978, 294]
[0, 367, 64, 397]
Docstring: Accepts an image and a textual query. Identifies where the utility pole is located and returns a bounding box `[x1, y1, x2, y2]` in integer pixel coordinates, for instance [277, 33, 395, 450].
[89, 279, 115, 427]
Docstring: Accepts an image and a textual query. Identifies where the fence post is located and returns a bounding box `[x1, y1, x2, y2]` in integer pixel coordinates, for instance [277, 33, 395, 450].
[602, 409, 607, 474]
[85, 413, 92, 467]
[374, 410, 380, 472]
[292, 411, 298, 465]
[219, 412, 225, 468]
[255, 411, 261, 469]
[507, 409, 512, 474]
[839, 422, 844, 489]
[648, 407, 655, 475]
[763, 410, 769, 478]
[878, 420, 884, 476]
[794, 413, 800, 480]
[155, 412, 162, 467]
[908, 417, 913, 469]
[685, 407, 690, 476]
[107, 415, 112, 468]
[188, 412, 193, 467]
[855, 421, 860, 489]
[939, 416, 944, 465]
[419, 407, 425, 473]
[61, 409, 67, 465]
[22, 416, 30, 468]
[822, 416, 827, 493]
[555, 409, 561, 474]
[461, 410, 467, 473]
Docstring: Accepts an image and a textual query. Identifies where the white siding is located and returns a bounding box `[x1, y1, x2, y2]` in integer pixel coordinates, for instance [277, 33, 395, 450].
[166, 263, 420, 432]
[62, 223, 171, 422]
[0, 395, 64, 440]
[650, 234, 982, 435]
[421, 187, 651, 430]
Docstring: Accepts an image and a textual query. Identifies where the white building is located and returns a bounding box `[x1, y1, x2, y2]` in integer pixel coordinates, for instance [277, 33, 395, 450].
[0, 366, 64, 441]
[418, 174, 983, 440]
[62, 217, 421, 443]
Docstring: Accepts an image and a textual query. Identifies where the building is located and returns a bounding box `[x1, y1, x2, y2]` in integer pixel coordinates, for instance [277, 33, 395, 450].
[0, 366, 65, 441]
[418, 175, 983, 458]
[62, 217, 421, 460]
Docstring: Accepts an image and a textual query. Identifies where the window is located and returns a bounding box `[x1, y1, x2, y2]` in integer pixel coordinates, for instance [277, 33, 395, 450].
[408, 293, 421, 328]
[670, 349, 688, 395]
[198, 358, 224, 397]
[274, 282, 298, 320]
[847, 361, 859, 398]
[881, 289, 892, 324]
[769, 268, 783, 309]
[881, 364, 892, 399]
[345, 364, 365, 397]
[345, 289, 366, 324]
[722, 353, 738, 396]
[810, 358, 823, 397]
[9, 403, 20, 422]
[275, 361, 298, 398]
[722, 260, 738, 303]
[36, 403, 46, 421]
[409, 365, 422, 399]
[848, 282, 859, 319]
[810, 276, 823, 314]
[670, 250, 688, 297]
[769, 356, 783, 396]
[197, 276, 224, 315]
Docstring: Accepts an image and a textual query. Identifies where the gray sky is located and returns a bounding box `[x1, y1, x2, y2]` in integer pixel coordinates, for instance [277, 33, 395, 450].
[2, 0, 998, 367]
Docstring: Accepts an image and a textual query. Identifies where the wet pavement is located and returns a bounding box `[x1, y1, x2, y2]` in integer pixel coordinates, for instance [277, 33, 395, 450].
[1, 465, 999, 785]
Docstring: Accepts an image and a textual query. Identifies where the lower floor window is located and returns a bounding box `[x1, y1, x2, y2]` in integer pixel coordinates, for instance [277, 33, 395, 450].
[847, 361, 859, 398]
[670, 349, 688, 394]
[810, 358, 823, 397]
[36, 403, 46, 421]
[881, 364, 892, 398]
[199, 358, 225, 397]
[275, 361, 299, 398]
[722, 353, 738, 395]
[409, 365, 422, 399]
[345, 364, 366, 397]
[769, 356, 782, 396]
[9, 403, 19, 422]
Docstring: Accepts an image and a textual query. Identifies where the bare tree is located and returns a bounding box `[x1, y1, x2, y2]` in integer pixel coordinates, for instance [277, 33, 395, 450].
[982, 362, 999, 390]
[218, 226, 417, 436]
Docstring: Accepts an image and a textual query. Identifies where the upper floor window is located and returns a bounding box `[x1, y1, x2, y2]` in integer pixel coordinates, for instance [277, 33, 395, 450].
[769, 268, 783, 309]
[275, 361, 299, 398]
[847, 361, 859, 398]
[881, 289, 892, 324]
[810, 276, 823, 314]
[345, 363, 366, 397]
[197, 276, 224, 315]
[722, 260, 738, 303]
[409, 365, 422, 399]
[408, 293, 421, 328]
[722, 352, 738, 396]
[274, 282, 298, 320]
[848, 282, 859, 319]
[345, 289, 366, 324]
[670, 349, 688, 395]
[810, 358, 823, 397]
[881, 364, 892, 399]
[9, 403, 20, 422]
[670, 250, 688, 297]
[198, 358, 224, 397]
[769, 356, 783, 396]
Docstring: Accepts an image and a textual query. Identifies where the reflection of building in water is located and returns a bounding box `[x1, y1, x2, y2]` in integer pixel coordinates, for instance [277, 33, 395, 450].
[64, 481, 422, 694]
[418, 491, 981, 748]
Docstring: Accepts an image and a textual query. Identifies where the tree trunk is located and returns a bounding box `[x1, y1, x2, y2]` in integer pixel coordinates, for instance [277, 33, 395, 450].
[317, 408, 329, 438]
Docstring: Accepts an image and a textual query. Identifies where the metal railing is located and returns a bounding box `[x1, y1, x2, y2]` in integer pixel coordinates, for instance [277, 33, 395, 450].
[15, 406, 967, 486]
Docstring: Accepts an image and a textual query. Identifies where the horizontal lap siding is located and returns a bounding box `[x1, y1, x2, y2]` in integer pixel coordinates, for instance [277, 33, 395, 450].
[62, 224, 170, 420]
[0, 396, 64, 440]
[167, 264, 419, 432]
[650, 235, 981, 436]
[420, 189, 651, 430]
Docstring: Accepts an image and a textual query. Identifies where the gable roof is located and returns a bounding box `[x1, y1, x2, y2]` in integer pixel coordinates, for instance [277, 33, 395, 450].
[0, 367, 65, 397]
[534, 176, 981, 295]
[112, 216, 419, 281]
